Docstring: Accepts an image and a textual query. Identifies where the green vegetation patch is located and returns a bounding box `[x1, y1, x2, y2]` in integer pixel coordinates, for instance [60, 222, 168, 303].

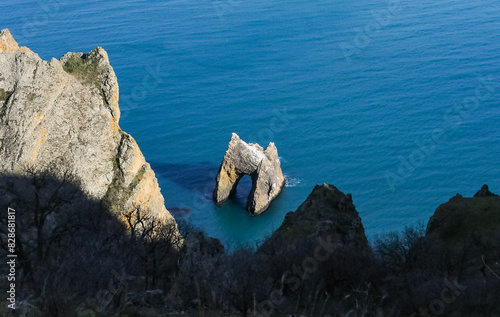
[27, 92, 37, 101]
[102, 155, 147, 215]
[63, 55, 102, 94]
[102, 156, 125, 214]
[63, 54, 88, 74]
[0, 88, 12, 101]
[129, 165, 146, 191]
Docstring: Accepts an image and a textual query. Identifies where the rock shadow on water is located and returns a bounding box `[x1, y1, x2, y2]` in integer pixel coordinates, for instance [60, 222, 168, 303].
[167, 207, 191, 218]
[149, 161, 218, 194]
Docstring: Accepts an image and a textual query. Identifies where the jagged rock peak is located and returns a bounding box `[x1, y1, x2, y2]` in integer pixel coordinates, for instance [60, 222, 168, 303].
[0, 29, 179, 242]
[473, 184, 499, 197]
[59, 46, 121, 120]
[0, 29, 19, 53]
[213, 133, 285, 215]
[259, 183, 369, 255]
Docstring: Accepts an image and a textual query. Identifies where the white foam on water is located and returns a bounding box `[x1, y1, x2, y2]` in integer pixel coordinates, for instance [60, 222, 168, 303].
[284, 175, 301, 187]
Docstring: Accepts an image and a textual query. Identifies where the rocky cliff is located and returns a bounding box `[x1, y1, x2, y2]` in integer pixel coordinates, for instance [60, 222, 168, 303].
[0, 29, 176, 232]
[260, 183, 369, 255]
[426, 184, 500, 242]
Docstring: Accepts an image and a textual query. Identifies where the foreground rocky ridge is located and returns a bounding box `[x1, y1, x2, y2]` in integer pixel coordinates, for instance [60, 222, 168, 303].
[427, 184, 500, 242]
[259, 183, 369, 255]
[0, 29, 176, 230]
[178, 184, 500, 317]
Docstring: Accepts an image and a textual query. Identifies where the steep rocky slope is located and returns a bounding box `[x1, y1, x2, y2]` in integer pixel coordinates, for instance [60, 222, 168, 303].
[0, 29, 176, 229]
[259, 183, 369, 255]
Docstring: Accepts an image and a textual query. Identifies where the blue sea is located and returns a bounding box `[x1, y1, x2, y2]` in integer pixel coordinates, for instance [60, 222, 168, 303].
[4, 0, 500, 249]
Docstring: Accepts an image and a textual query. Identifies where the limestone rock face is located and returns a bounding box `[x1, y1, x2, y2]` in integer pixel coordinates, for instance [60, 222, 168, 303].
[259, 184, 369, 255]
[0, 29, 20, 53]
[213, 133, 285, 214]
[0, 29, 176, 231]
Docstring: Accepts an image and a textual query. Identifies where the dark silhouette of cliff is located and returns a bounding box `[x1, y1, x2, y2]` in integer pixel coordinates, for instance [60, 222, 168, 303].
[0, 169, 181, 316]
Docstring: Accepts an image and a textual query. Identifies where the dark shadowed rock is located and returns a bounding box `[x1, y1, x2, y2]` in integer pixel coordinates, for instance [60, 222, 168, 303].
[426, 185, 500, 242]
[169, 231, 226, 308]
[474, 184, 499, 198]
[184, 231, 225, 257]
[213, 133, 285, 214]
[259, 183, 369, 255]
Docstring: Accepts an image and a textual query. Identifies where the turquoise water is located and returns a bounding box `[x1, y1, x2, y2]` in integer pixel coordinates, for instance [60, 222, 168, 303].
[4, 0, 500, 249]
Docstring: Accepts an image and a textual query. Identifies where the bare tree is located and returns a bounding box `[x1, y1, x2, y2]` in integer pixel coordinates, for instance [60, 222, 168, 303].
[121, 205, 182, 290]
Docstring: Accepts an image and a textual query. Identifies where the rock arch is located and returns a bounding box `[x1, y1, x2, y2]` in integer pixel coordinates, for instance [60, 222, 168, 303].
[213, 133, 285, 215]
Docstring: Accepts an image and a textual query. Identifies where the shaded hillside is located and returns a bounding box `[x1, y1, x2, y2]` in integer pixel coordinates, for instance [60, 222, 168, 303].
[260, 183, 369, 255]
[0, 173, 181, 316]
[172, 184, 500, 317]
[427, 184, 500, 242]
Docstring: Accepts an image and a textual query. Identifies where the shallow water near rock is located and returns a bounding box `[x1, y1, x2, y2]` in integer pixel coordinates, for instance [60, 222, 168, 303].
[4, 0, 500, 249]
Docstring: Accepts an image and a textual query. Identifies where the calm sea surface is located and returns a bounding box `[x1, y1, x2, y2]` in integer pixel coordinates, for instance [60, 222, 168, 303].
[4, 0, 500, 249]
